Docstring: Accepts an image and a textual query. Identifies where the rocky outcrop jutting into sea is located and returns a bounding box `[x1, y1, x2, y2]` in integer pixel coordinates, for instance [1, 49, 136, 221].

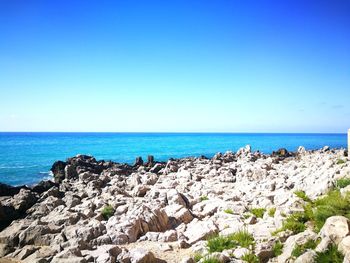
[0, 146, 349, 262]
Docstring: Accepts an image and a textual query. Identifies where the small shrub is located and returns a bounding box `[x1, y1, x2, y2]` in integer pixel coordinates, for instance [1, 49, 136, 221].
[231, 229, 255, 248]
[336, 178, 350, 189]
[272, 241, 283, 257]
[291, 239, 319, 258]
[243, 213, 251, 219]
[268, 207, 276, 217]
[193, 253, 203, 262]
[206, 234, 237, 253]
[200, 196, 209, 201]
[241, 253, 259, 263]
[224, 208, 234, 214]
[250, 208, 266, 218]
[336, 159, 346, 165]
[101, 205, 115, 220]
[294, 190, 312, 203]
[313, 190, 350, 232]
[202, 257, 220, 263]
[315, 244, 343, 263]
[280, 212, 309, 234]
[206, 229, 255, 253]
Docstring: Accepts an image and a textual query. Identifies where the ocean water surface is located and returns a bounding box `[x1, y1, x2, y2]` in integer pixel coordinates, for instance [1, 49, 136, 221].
[0, 132, 346, 186]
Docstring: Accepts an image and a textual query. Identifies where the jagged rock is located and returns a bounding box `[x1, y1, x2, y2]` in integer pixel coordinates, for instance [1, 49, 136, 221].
[0, 183, 28, 196]
[132, 185, 150, 197]
[0, 243, 14, 257]
[320, 216, 350, 245]
[31, 180, 56, 194]
[166, 189, 188, 207]
[82, 245, 121, 263]
[339, 236, 350, 255]
[65, 164, 78, 180]
[278, 230, 318, 263]
[13, 245, 39, 260]
[295, 250, 316, 263]
[134, 157, 144, 166]
[158, 229, 177, 242]
[51, 247, 86, 263]
[146, 155, 155, 166]
[119, 247, 156, 263]
[12, 189, 37, 211]
[184, 219, 218, 244]
[1, 147, 350, 262]
[51, 160, 67, 183]
[272, 148, 291, 158]
[164, 204, 193, 226]
[22, 246, 58, 263]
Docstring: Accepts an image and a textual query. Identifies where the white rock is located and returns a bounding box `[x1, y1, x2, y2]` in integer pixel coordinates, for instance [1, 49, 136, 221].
[320, 216, 350, 245]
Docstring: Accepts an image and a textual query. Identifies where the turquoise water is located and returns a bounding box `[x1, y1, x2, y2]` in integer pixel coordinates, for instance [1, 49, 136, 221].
[0, 132, 347, 186]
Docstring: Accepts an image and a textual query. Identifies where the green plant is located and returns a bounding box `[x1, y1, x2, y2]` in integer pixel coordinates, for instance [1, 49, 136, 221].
[313, 190, 350, 232]
[272, 241, 283, 257]
[200, 196, 209, 201]
[224, 208, 234, 214]
[291, 239, 319, 258]
[206, 229, 255, 253]
[243, 213, 251, 219]
[202, 257, 220, 263]
[281, 212, 309, 234]
[241, 253, 259, 263]
[315, 244, 343, 263]
[268, 207, 276, 217]
[101, 205, 115, 220]
[294, 190, 312, 203]
[193, 253, 203, 262]
[336, 159, 346, 165]
[250, 208, 266, 218]
[336, 178, 350, 189]
[231, 229, 255, 248]
[206, 234, 237, 253]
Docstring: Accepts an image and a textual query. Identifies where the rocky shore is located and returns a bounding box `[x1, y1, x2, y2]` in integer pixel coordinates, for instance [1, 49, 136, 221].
[0, 146, 350, 263]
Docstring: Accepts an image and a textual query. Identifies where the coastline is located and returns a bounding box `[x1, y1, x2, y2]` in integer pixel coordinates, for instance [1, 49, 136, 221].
[0, 146, 349, 262]
[0, 132, 347, 187]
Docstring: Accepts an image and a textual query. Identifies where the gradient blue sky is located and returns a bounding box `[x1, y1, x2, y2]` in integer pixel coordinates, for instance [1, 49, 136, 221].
[0, 0, 349, 132]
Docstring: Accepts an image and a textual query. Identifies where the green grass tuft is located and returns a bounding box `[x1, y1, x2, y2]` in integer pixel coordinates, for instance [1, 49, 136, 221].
[206, 234, 237, 253]
[206, 229, 255, 253]
[232, 229, 255, 248]
[336, 178, 350, 189]
[200, 195, 209, 201]
[193, 253, 203, 262]
[315, 244, 344, 263]
[336, 159, 346, 165]
[291, 239, 319, 258]
[241, 253, 260, 263]
[272, 241, 284, 257]
[202, 257, 221, 263]
[275, 189, 350, 234]
[268, 207, 276, 217]
[101, 205, 115, 220]
[294, 190, 312, 203]
[224, 208, 234, 214]
[313, 190, 350, 232]
[280, 212, 309, 234]
[250, 208, 266, 218]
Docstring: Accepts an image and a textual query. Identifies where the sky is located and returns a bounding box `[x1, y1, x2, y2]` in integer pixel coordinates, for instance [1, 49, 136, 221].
[0, 0, 349, 133]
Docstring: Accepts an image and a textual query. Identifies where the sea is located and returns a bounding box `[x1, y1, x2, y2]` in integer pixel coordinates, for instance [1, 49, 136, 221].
[0, 132, 347, 186]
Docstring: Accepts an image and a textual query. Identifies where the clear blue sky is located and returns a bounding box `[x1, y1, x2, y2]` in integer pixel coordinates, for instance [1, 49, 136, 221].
[0, 0, 349, 132]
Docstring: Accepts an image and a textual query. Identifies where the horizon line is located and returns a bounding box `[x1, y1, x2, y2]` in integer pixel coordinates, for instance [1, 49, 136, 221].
[0, 131, 347, 134]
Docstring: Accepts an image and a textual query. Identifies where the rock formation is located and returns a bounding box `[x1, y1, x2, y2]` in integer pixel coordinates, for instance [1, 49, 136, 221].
[0, 146, 349, 262]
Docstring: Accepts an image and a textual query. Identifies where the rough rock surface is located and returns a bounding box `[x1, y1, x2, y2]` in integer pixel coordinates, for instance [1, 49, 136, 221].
[0, 147, 349, 262]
